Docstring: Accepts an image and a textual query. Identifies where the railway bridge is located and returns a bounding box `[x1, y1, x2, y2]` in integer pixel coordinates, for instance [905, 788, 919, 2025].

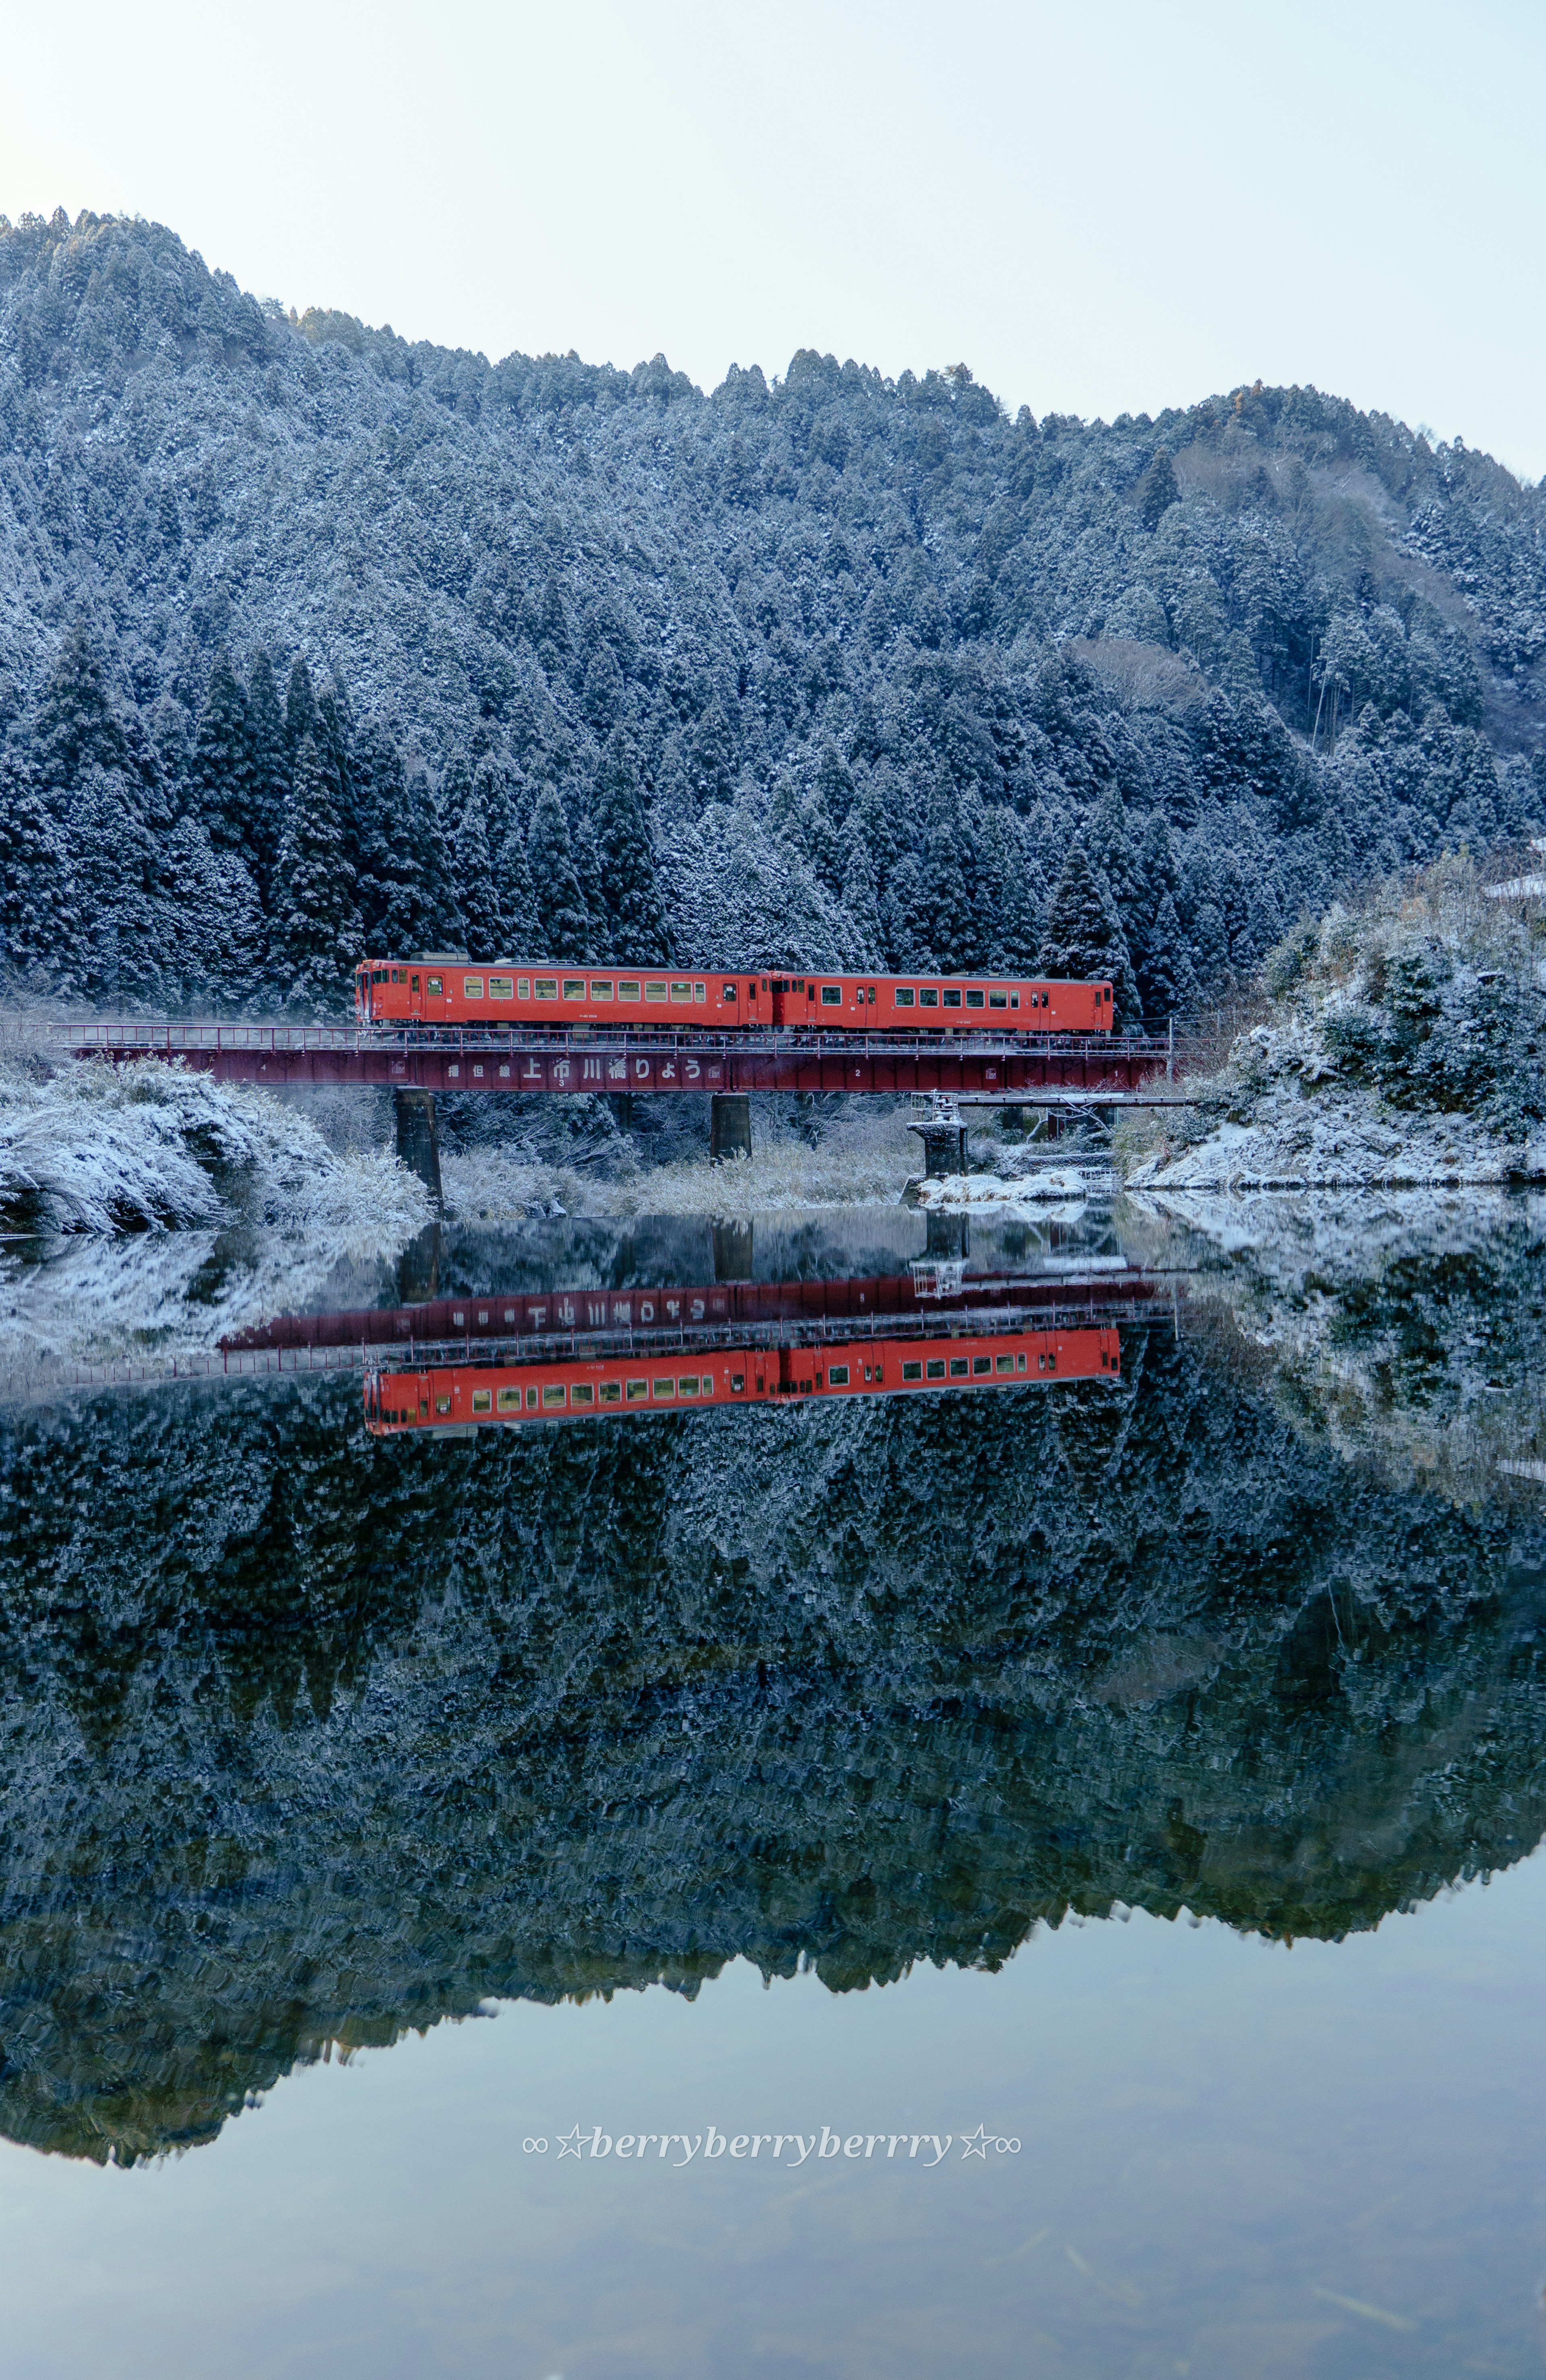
[24, 1015, 1194, 1188]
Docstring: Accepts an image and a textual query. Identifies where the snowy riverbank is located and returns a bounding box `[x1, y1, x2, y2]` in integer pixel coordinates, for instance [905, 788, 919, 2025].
[0, 1059, 432, 1241]
[1122, 857, 1546, 1191]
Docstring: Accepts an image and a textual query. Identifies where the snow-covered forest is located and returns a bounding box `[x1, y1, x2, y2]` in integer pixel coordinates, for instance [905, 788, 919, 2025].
[2, 207, 1544, 1026]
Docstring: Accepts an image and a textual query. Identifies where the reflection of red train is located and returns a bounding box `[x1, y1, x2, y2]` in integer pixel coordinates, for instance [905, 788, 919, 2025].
[364, 1324, 1121, 1436]
[354, 960, 1114, 1036]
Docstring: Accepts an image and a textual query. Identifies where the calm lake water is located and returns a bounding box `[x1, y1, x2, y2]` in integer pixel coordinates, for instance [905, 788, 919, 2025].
[2, 1190, 1544, 2377]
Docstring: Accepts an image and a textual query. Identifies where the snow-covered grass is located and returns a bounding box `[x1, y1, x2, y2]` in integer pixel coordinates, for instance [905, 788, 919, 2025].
[914, 1165, 1108, 1215]
[0, 1058, 432, 1242]
[442, 1105, 920, 1219]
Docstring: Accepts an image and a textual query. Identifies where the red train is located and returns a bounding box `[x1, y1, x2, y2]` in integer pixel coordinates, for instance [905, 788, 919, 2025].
[354, 960, 1114, 1035]
[364, 1322, 1121, 1437]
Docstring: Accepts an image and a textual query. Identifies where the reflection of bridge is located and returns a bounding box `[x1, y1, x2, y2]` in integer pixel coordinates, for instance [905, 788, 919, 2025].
[39, 1016, 1176, 1099]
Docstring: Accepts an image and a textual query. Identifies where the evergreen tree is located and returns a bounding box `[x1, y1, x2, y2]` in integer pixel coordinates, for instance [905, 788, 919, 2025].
[159, 817, 264, 1011]
[244, 651, 290, 901]
[1084, 786, 1146, 971]
[192, 650, 254, 853]
[1134, 447, 1179, 531]
[34, 616, 132, 795]
[452, 786, 506, 961]
[526, 784, 591, 962]
[1140, 891, 1191, 1021]
[497, 820, 539, 952]
[411, 765, 466, 952]
[64, 762, 163, 1008]
[593, 729, 667, 964]
[573, 809, 605, 959]
[839, 826, 884, 967]
[285, 657, 319, 763]
[0, 755, 73, 987]
[1039, 844, 1142, 1030]
[915, 817, 973, 971]
[275, 733, 362, 1014]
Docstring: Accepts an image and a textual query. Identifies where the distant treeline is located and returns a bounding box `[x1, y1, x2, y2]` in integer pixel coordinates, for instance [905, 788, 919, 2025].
[1, 210, 1543, 1021]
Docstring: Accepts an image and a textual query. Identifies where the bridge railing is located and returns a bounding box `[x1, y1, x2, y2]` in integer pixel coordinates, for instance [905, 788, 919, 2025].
[19, 1014, 1174, 1066]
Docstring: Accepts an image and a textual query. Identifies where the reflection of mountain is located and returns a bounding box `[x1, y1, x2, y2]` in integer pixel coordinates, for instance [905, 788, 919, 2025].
[1, 1326, 1543, 2166]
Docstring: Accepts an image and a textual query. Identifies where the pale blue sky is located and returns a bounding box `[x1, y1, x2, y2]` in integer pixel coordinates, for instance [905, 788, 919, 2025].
[3, 0, 1542, 475]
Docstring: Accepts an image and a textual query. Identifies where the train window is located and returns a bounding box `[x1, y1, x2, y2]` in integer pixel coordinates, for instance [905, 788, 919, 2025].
[496, 1388, 520, 1413]
[626, 1379, 647, 1401]
[995, 1354, 1014, 1374]
[678, 1375, 700, 1396]
[517, 978, 530, 998]
[411, 974, 420, 993]
[1038, 1353, 1046, 1371]
[722, 983, 737, 1002]
[617, 981, 641, 1000]
[436, 1396, 451, 1415]
[1015, 1353, 1026, 1371]
[730, 1372, 746, 1392]
[590, 980, 614, 999]
[464, 977, 485, 998]
[868, 988, 876, 1004]
[972, 1356, 992, 1375]
[894, 988, 915, 1008]
[821, 985, 841, 1006]
[489, 977, 513, 999]
[771, 979, 787, 993]
[943, 989, 962, 1009]
[572, 1384, 595, 1406]
[903, 1361, 922, 1380]
[949, 1357, 969, 1377]
[471, 1388, 492, 1412]
[599, 1381, 622, 1403]
[989, 991, 1007, 1009]
[1009, 993, 1019, 1009]
[670, 982, 692, 1004]
[925, 1358, 946, 1380]
[652, 1377, 675, 1399]
[645, 982, 668, 1003]
[966, 989, 984, 1009]
[391, 969, 402, 984]
[828, 1364, 850, 1385]
[563, 979, 585, 1001]
[535, 978, 558, 999]
[542, 1385, 566, 1409]
[427, 976, 443, 995]
[919, 988, 938, 1008]
[694, 983, 706, 1002]
[527, 1386, 539, 1408]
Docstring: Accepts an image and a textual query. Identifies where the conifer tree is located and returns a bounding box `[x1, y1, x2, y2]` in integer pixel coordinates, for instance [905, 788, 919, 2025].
[244, 650, 290, 901]
[1140, 892, 1192, 1022]
[839, 826, 884, 967]
[526, 784, 590, 961]
[192, 651, 254, 853]
[573, 809, 605, 959]
[411, 765, 466, 952]
[452, 786, 506, 961]
[916, 818, 973, 972]
[275, 733, 361, 1013]
[498, 820, 539, 953]
[285, 657, 319, 763]
[160, 817, 264, 1011]
[1039, 844, 1142, 1030]
[593, 728, 667, 963]
[66, 762, 163, 1008]
[0, 756, 73, 987]
[34, 616, 132, 794]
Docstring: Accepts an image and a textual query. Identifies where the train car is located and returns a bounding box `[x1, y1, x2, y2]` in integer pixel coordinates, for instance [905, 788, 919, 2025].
[353, 959, 1114, 1035]
[364, 1322, 1121, 1437]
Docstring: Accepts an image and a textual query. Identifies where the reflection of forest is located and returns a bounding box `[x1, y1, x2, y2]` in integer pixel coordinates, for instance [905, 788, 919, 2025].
[1, 1316, 1543, 2167]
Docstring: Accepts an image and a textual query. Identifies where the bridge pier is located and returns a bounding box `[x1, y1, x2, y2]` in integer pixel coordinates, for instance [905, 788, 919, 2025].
[924, 1209, 970, 1261]
[710, 1093, 752, 1164]
[911, 1122, 969, 1178]
[394, 1089, 442, 1206]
